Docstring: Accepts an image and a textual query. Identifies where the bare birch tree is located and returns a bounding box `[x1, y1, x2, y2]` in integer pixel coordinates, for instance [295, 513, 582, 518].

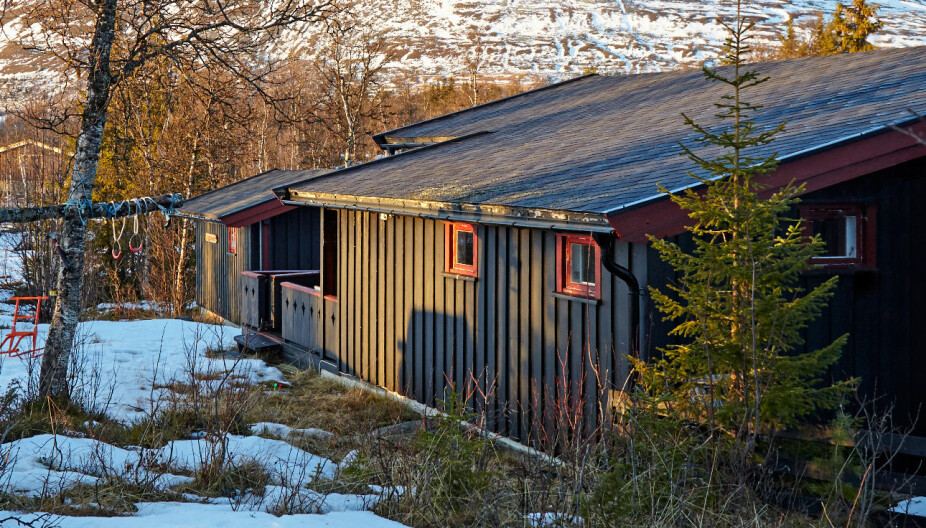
[314, 15, 390, 167]
[1, 0, 335, 398]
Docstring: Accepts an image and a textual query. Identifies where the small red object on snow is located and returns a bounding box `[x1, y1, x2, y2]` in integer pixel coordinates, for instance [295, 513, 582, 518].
[0, 296, 49, 358]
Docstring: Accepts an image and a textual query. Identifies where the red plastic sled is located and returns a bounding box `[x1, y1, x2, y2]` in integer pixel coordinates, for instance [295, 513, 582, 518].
[0, 296, 49, 358]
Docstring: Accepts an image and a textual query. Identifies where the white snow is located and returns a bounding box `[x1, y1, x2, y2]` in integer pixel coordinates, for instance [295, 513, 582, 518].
[0, 318, 286, 422]
[2, 434, 193, 497]
[5, 505, 407, 528]
[251, 422, 335, 441]
[0, 231, 408, 527]
[3, 0, 926, 97]
[892, 496, 926, 517]
[162, 434, 336, 479]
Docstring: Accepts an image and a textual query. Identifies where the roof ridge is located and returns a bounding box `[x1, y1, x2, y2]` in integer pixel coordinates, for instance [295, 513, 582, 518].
[371, 74, 597, 146]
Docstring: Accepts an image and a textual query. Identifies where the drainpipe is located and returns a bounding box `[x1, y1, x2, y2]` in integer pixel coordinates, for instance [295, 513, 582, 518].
[593, 232, 643, 361]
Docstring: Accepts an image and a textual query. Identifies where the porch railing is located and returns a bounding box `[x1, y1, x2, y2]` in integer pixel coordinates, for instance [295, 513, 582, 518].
[280, 282, 337, 358]
[240, 270, 319, 332]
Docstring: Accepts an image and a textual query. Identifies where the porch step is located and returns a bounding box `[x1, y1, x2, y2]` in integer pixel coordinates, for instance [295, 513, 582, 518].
[234, 332, 282, 354]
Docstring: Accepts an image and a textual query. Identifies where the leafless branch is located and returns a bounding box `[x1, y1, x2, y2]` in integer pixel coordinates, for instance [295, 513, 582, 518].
[890, 108, 926, 147]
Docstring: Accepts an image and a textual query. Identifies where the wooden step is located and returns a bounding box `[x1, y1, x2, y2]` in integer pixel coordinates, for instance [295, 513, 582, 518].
[233, 333, 282, 353]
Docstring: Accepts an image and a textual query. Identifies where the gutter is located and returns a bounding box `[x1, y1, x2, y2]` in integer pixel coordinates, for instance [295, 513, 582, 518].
[173, 211, 221, 223]
[603, 115, 926, 218]
[281, 191, 615, 233]
[593, 232, 643, 361]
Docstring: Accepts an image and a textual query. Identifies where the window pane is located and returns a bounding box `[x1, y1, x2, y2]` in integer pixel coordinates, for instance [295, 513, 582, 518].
[570, 243, 594, 285]
[228, 229, 237, 254]
[456, 230, 474, 266]
[812, 214, 857, 258]
[844, 216, 857, 258]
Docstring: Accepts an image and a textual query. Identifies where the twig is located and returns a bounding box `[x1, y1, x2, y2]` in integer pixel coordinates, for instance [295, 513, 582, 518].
[890, 109, 926, 147]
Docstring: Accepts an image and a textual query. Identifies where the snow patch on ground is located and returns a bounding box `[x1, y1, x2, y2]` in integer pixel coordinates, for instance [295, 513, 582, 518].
[0, 231, 407, 527]
[251, 421, 336, 441]
[3, 505, 408, 528]
[163, 434, 336, 479]
[0, 318, 284, 422]
[3, 434, 193, 497]
[892, 496, 926, 517]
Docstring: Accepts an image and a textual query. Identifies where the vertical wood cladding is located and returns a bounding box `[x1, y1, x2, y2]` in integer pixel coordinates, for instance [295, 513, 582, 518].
[337, 210, 641, 444]
[268, 207, 320, 271]
[644, 157, 926, 436]
[195, 220, 250, 325]
[195, 207, 321, 325]
[795, 157, 926, 435]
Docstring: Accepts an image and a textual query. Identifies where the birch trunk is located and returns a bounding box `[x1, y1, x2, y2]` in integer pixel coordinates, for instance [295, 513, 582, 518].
[173, 130, 201, 316]
[38, 0, 118, 398]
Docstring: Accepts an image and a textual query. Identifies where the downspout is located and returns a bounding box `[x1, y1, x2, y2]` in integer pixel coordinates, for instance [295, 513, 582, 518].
[593, 232, 643, 361]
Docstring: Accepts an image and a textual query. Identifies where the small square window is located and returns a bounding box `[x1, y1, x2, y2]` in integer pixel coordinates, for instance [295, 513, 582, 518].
[557, 234, 601, 299]
[800, 204, 874, 269]
[570, 242, 595, 285]
[445, 222, 477, 277]
[228, 228, 238, 255]
[812, 215, 856, 259]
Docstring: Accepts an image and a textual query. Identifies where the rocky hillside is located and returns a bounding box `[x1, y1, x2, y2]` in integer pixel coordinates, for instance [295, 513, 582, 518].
[2, 0, 926, 99]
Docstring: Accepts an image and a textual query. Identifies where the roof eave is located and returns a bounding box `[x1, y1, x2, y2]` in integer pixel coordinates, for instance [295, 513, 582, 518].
[283, 190, 614, 233]
[175, 197, 295, 227]
[607, 117, 926, 242]
[221, 199, 297, 227]
[173, 211, 222, 223]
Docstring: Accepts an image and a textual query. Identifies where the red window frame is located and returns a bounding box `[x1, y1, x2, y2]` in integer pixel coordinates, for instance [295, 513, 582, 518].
[445, 222, 478, 277]
[556, 233, 601, 299]
[227, 228, 238, 255]
[799, 203, 876, 269]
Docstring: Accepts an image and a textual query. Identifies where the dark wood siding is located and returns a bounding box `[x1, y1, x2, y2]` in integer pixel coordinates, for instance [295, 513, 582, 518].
[195, 207, 322, 325]
[796, 157, 926, 434]
[194, 220, 251, 325]
[334, 210, 642, 444]
[267, 207, 320, 271]
[644, 156, 926, 435]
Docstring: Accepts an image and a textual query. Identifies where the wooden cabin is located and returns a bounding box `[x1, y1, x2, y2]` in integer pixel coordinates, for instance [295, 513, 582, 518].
[179, 47, 926, 443]
[178, 169, 328, 325]
[0, 139, 64, 206]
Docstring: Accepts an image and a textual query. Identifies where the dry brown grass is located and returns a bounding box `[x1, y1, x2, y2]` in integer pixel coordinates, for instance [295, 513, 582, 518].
[249, 369, 417, 439]
[0, 479, 188, 517]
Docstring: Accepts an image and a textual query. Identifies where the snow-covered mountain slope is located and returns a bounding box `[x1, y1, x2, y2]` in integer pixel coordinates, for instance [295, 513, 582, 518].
[1, 0, 925, 98]
[310, 0, 926, 79]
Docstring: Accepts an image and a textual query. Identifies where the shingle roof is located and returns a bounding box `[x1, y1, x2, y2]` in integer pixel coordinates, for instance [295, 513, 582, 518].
[288, 47, 926, 215]
[179, 169, 328, 220]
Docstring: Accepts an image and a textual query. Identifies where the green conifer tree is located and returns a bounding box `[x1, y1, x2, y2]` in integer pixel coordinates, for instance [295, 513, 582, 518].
[768, 2, 881, 61]
[777, 20, 803, 59]
[829, 0, 882, 53]
[635, 4, 854, 462]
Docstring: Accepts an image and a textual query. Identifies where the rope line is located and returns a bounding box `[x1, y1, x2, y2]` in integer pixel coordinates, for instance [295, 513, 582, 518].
[62, 194, 181, 224]
[110, 216, 127, 259]
[129, 213, 142, 253]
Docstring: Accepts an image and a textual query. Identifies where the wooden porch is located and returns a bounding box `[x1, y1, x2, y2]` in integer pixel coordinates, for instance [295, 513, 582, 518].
[238, 269, 339, 368]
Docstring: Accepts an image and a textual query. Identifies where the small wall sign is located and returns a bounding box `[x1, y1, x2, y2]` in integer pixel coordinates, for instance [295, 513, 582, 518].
[205, 233, 217, 243]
